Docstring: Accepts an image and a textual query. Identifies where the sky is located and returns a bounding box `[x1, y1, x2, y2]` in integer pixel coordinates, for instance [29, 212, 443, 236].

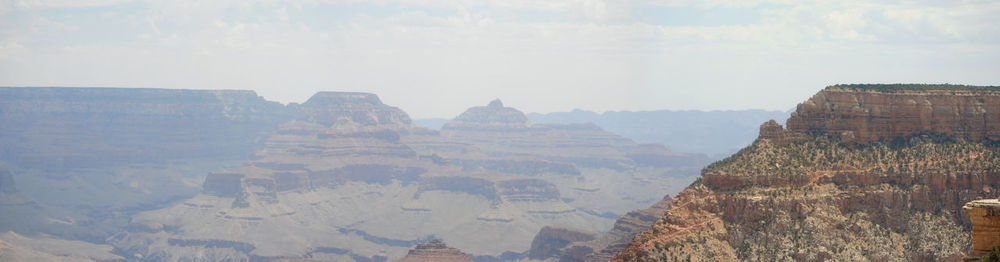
[1, 0, 999, 118]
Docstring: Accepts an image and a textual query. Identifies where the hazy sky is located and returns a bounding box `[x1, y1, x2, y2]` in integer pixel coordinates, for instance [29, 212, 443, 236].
[1, 0, 998, 118]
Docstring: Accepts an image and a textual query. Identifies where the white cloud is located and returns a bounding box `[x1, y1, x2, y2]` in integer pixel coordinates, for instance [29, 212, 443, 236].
[0, 0, 999, 117]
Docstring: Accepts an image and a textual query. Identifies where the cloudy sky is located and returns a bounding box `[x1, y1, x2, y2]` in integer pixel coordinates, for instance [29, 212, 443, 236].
[1, 0, 998, 118]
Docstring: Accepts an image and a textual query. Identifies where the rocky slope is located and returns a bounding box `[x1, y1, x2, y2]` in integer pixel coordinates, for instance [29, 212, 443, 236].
[615, 84, 1000, 261]
[523, 195, 673, 262]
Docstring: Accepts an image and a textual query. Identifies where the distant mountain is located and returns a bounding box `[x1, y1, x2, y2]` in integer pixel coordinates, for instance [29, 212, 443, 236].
[526, 109, 789, 157]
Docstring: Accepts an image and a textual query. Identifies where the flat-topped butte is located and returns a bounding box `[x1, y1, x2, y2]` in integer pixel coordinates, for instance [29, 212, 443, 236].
[830, 83, 1000, 92]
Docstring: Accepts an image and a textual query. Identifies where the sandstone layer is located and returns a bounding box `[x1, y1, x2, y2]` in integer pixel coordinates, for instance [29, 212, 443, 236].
[963, 199, 1000, 259]
[616, 84, 1000, 262]
[786, 84, 1000, 144]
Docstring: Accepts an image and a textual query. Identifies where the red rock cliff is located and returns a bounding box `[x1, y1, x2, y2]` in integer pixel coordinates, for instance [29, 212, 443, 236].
[786, 85, 1000, 143]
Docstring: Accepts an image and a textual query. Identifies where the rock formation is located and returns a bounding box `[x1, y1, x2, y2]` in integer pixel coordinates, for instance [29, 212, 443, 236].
[786, 84, 1000, 144]
[111, 93, 624, 261]
[527, 226, 597, 260]
[523, 195, 674, 262]
[964, 199, 1000, 260]
[0, 87, 290, 169]
[396, 239, 474, 262]
[0, 87, 702, 261]
[615, 84, 1000, 261]
[299, 91, 412, 127]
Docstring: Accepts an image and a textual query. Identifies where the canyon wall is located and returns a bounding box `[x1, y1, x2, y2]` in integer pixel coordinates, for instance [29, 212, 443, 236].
[616, 84, 1000, 261]
[0, 87, 290, 169]
[0, 87, 703, 261]
[786, 85, 1000, 143]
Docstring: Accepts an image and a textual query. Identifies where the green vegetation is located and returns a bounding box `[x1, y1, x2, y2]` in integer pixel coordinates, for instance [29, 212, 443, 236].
[830, 83, 1000, 92]
[704, 135, 1000, 179]
[983, 247, 1000, 262]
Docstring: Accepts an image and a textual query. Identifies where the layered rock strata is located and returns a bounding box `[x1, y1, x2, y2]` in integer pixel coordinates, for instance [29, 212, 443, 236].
[0, 87, 289, 169]
[616, 84, 1000, 261]
[395, 239, 474, 262]
[112, 92, 611, 261]
[524, 195, 673, 262]
[786, 84, 1000, 144]
[964, 199, 1000, 259]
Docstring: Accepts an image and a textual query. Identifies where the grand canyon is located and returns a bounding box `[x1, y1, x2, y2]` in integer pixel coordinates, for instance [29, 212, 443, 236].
[2, 84, 999, 262]
[0, 86, 716, 261]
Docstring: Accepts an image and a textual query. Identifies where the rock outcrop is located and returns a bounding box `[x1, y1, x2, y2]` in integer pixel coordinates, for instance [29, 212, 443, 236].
[964, 199, 1000, 259]
[396, 239, 474, 262]
[615, 84, 1000, 261]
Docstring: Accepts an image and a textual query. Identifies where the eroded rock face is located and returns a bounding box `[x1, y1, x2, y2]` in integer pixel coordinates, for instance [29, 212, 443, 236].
[112, 93, 613, 261]
[524, 195, 674, 262]
[0, 87, 290, 169]
[300, 91, 411, 127]
[527, 226, 596, 260]
[786, 85, 1000, 143]
[963, 199, 1000, 258]
[396, 239, 473, 262]
[445, 99, 529, 129]
[615, 85, 1000, 262]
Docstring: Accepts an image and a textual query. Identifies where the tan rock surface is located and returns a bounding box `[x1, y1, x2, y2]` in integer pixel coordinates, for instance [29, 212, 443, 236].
[963, 199, 1000, 258]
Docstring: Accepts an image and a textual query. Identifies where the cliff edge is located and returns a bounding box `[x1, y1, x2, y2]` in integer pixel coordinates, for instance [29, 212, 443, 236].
[615, 84, 1000, 261]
